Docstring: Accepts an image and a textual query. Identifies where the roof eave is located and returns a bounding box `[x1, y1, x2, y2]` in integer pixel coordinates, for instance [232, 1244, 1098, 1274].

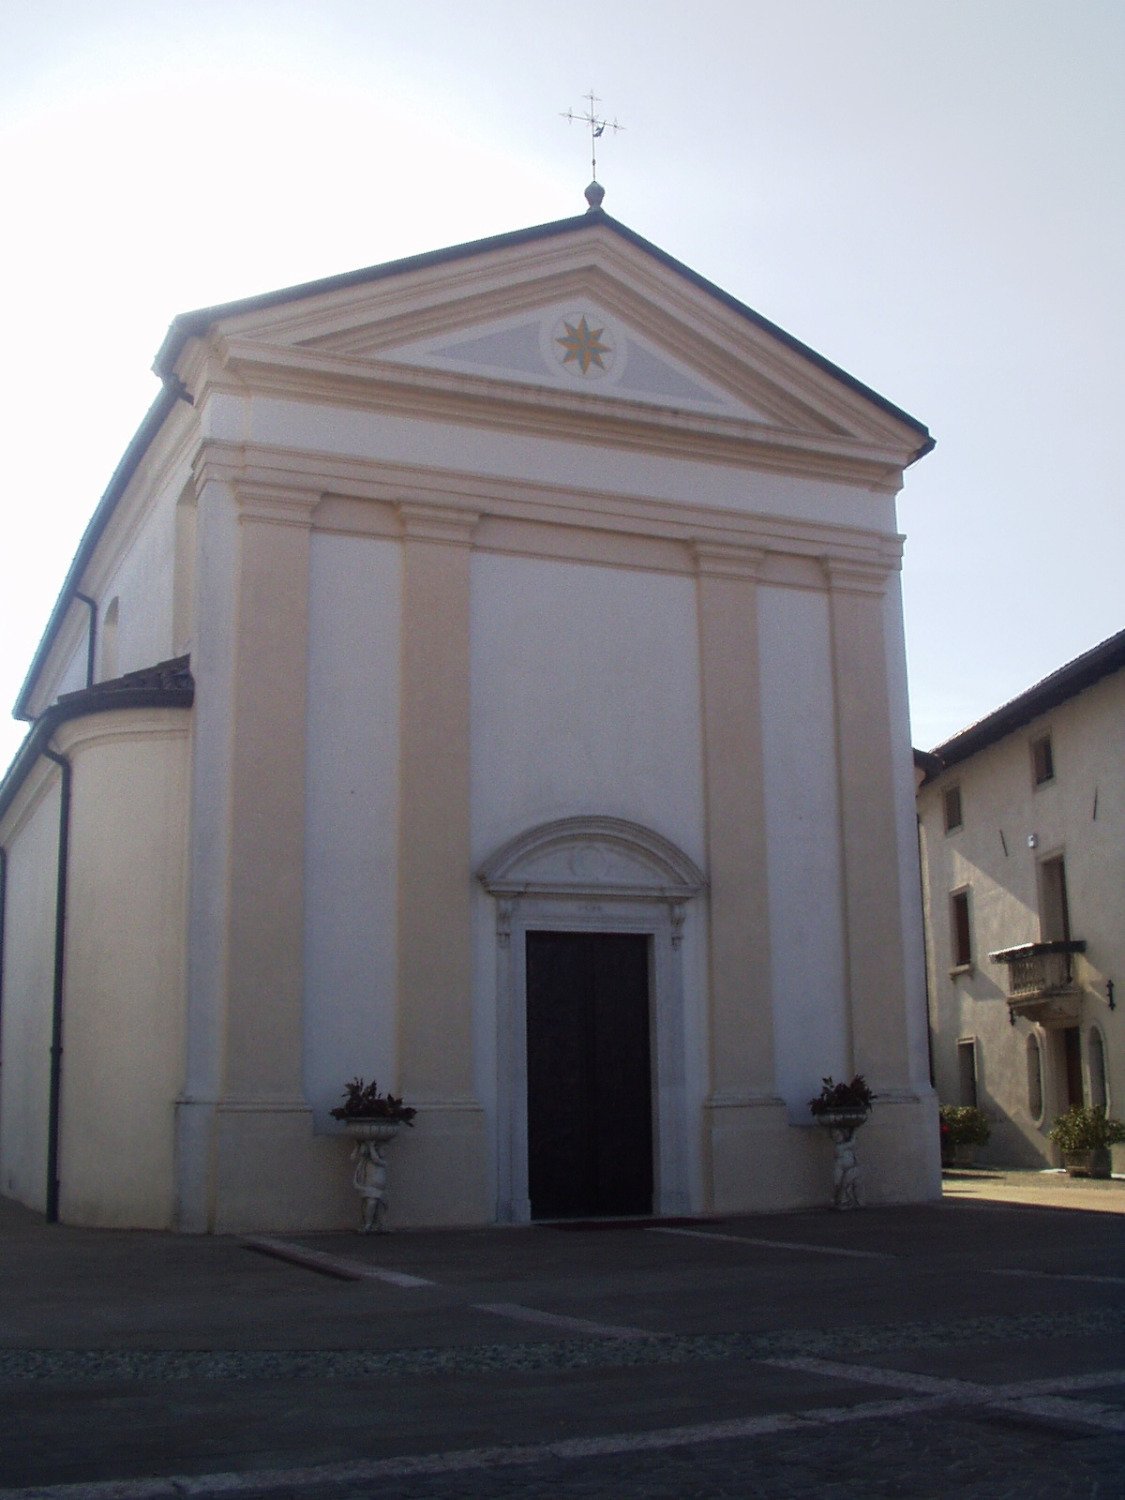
[928, 627, 1125, 773]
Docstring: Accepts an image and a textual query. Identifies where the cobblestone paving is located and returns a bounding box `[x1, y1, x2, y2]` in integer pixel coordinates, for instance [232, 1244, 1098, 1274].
[2, 1307, 1122, 1386]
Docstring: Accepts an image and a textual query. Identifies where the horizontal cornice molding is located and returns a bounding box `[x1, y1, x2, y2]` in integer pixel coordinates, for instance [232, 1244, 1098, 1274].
[192, 438, 905, 580]
[200, 337, 915, 490]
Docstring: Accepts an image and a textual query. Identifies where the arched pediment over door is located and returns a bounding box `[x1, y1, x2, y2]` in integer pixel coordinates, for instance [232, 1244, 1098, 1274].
[478, 816, 706, 1222]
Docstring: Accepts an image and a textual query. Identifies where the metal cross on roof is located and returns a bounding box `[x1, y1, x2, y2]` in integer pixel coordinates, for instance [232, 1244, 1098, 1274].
[560, 90, 624, 185]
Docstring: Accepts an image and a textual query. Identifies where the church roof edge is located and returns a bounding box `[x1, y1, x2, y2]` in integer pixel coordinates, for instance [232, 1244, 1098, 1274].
[14, 208, 932, 724]
[153, 209, 933, 454]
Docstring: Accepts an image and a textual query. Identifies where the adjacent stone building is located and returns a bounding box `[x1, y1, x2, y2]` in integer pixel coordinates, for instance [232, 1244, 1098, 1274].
[0, 203, 939, 1230]
[917, 629, 1124, 1169]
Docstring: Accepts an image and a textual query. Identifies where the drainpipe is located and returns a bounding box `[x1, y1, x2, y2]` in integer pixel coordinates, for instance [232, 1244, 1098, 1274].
[42, 747, 71, 1224]
[74, 595, 97, 689]
[0, 844, 7, 1064]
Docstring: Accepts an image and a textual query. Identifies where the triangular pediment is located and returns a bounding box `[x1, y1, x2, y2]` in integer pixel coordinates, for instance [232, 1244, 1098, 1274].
[311, 299, 773, 421]
[167, 215, 931, 464]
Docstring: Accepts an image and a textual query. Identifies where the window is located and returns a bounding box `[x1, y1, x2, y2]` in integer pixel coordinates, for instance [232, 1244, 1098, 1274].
[1031, 733, 1054, 786]
[99, 597, 119, 681]
[957, 1039, 978, 1107]
[1038, 855, 1071, 943]
[950, 889, 972, 970]
[1088, 1028, 1108, 1111]
[1026, 1034, 1043, 1120]
[942, 785, 962, 832]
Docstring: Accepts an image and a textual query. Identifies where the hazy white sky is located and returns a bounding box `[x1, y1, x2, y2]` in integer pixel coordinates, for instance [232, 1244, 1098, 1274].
[1, 0, 1122, 771]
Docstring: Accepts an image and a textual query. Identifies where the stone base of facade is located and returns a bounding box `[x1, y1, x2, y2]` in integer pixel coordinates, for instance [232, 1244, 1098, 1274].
[704, 1090, 941, 1214]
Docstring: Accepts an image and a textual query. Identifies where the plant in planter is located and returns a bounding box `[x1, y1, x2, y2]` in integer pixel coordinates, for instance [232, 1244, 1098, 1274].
[808, 1075, 876, 1121]
[938, 1105, 991, 1168]
[808, 1077, 875, 1211]
[330, 1077, 417, 1126]
[1048, 1105, 1125, 1180]
[331, 1079, 416, 1233]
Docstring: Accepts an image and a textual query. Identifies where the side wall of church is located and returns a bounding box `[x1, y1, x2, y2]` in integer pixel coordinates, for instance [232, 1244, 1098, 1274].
[20, 435, 195, 719]
[52, 710, 191, 1227]
[0, 767, 61, 1211]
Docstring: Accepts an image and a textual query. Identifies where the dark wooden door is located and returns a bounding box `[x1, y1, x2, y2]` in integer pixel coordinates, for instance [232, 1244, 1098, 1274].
[525, 931, 653, 1219]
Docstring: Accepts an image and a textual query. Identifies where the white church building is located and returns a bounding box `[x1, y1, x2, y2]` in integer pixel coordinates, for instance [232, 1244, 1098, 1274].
[0, 199, 940, 1231]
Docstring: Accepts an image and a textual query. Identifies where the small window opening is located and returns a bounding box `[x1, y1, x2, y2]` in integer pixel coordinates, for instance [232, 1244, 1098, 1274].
[1031, 733, 1054, 786]
[950, 889, 972, 969]
[99, 597, 119, 682]
[1026, 1034, 1043, 1120]
[957, 1039, 978, 1108]
[1038, 856, 1071, 943]
[1088, 1029, 1108, 1112]
[943, 785, 962, 832]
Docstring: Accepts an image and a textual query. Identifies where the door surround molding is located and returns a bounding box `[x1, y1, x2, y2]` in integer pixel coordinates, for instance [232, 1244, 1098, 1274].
[478, 816, 705, 1221]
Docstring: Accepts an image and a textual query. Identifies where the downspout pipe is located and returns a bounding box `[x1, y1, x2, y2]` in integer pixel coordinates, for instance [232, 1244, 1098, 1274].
[42, 747, 71, 1224]
[0, 844, 7, 1064]
[74, 595, 98, 690]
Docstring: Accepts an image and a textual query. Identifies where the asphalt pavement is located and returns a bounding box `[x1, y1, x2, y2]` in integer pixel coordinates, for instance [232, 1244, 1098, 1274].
[0, 1173, 1122, 1498]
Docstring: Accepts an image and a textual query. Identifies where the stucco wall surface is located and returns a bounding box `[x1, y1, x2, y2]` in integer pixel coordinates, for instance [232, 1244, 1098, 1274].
[757, 584, 849, 1114]
[303, 533, 402, 1124]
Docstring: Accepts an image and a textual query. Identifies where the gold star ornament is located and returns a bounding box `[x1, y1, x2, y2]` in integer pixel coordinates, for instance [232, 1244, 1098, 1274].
[555, 315, 612, 375]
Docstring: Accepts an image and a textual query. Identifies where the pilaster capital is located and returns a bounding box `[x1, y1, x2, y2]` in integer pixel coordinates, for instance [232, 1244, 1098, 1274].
[821, 556, 893, 596]
[189, 445, 321, 528]
[692, 541, 767, 581]
[233, 481, 321, 529]
[398, 502, 480, 546]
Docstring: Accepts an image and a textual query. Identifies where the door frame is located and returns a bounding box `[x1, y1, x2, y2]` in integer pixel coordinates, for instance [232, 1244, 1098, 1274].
[478, 816, 705, 1222]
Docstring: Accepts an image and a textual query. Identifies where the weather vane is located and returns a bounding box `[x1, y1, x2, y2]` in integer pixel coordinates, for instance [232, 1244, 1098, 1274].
[561, 91, 624, 190]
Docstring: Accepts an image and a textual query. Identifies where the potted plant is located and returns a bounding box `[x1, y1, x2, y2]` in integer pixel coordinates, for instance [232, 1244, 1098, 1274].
[331, 1076, 416, 1133]
[331, 1078, 416, 1233]
[1048, 1105, 1125, 1179]
[939, 1105, 991, 1168]
[808, 1075, 875, 1127]
[809, 1076, 875, 1211]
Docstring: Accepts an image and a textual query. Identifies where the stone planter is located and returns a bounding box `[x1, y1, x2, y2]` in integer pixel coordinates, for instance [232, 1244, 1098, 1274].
[813, 1109, 869, 1210]
[343, 1120, 403, 1232]
[1062, 1147, 1112, 1180]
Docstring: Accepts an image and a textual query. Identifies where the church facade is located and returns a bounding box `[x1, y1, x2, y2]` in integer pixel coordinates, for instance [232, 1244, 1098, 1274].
[0, 207, 939, 1230]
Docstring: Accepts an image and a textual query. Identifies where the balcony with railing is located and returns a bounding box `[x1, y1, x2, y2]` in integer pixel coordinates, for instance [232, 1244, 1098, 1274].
[989, 939, 1086, 1026]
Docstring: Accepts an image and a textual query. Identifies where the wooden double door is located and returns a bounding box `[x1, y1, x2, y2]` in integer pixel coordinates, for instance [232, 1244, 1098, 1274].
[525, 930, 654, 1220]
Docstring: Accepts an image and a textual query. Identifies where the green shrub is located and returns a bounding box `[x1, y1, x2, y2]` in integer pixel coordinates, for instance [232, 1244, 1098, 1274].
[1048, 1106, 1125, 1152]
[939, 1105, 991, 1146]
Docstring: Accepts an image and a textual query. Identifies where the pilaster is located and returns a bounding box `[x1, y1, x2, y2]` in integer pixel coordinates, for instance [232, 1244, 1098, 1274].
[393, 501, 488, 1224]
[824, 558, 911, 1086]
[694, 542, 786, 1209]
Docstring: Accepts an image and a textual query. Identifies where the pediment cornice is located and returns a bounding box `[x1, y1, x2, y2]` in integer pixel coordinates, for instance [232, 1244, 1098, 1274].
[191, 335, 915, 490]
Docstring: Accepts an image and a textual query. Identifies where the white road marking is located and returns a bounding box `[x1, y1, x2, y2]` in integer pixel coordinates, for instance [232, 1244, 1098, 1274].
[648, 1227, 893, 1260]
[3, 1364, 1123, 1499]
[997, 1394, 1125, 1433]
[761, 1355, 991, 1398]
[473, 1301, 654, 1339]
[988, 1368, 1125, 1398]
[763, 1356, 1125, 1433]
[242, 1237, 436, 1288]
[988, 1267, 1125, 1286]
[0, 1396, 946, 1500]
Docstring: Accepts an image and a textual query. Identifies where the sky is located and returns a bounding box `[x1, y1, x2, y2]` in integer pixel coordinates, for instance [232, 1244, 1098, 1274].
[1, 0, 1122, 772]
